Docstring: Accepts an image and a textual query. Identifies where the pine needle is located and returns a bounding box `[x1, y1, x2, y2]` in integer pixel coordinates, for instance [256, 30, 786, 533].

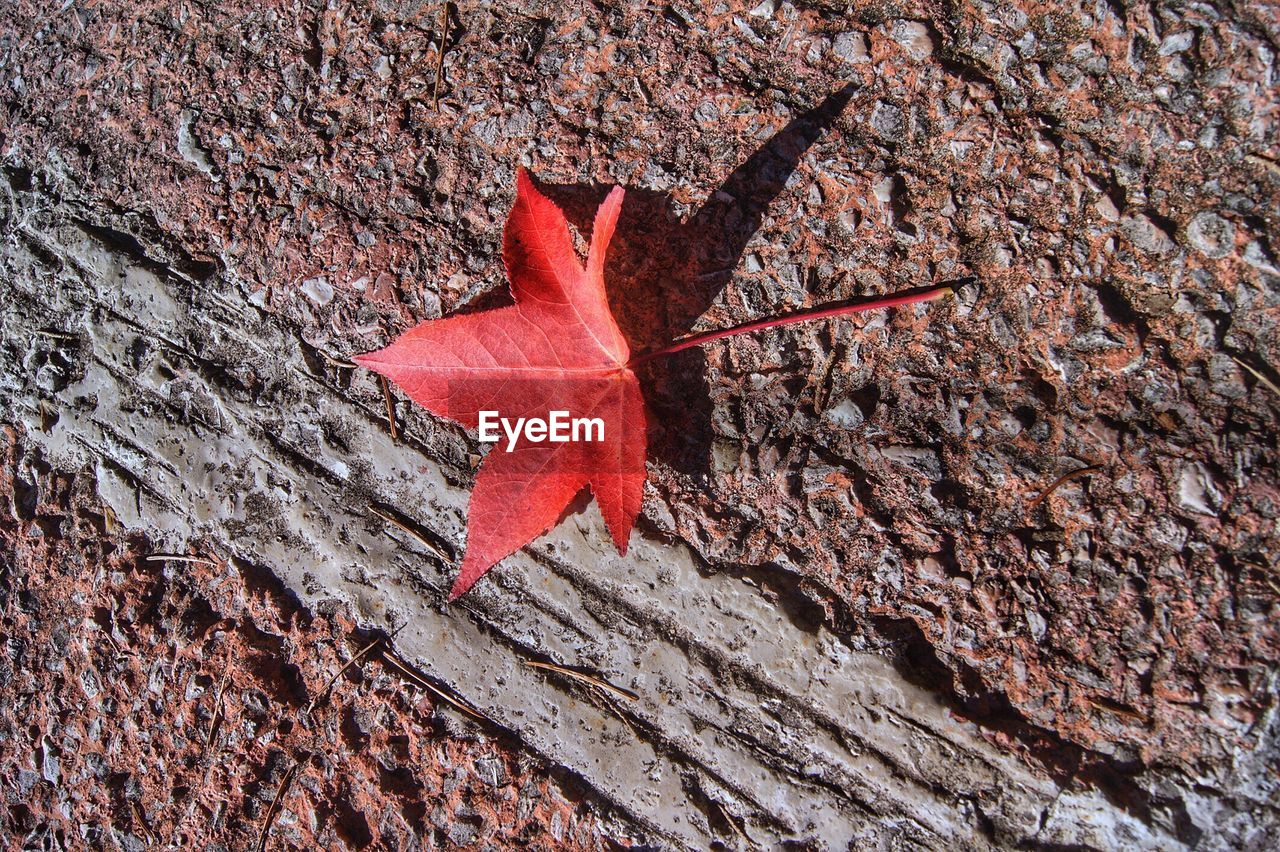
[382, 651, 490, 723]
[1233, 355, 1280, 397]
[368, 505, 449, 559]
[255, 761, 299, 852]
[379, 375, 399, 442]
[206, 665, 231, 748]
[304, 635, 384, 715]
[1027, 465, 1103, 510]
[432, 3, 449, 109]
[524, 660, 639, 702]
[145, 553, 219, 567]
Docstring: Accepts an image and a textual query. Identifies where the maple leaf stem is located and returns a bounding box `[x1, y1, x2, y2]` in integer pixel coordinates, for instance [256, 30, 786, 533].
[627, 285, 954, 368]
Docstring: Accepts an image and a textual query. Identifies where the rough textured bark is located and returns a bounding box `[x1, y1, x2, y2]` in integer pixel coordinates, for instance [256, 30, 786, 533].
[2, 0, 1278, 848]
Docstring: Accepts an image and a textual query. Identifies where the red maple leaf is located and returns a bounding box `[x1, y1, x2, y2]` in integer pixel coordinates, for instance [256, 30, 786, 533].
[356, 169, 642, 598]
[357, 168, 949, 598]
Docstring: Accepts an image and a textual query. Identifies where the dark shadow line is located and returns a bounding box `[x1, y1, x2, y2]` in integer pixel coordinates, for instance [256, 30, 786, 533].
[687, 81, 858, 270]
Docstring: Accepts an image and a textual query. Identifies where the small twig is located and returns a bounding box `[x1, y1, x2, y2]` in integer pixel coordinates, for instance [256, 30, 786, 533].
[715, 798, 754, 847]
[101, 631, 131, 660]
[1088, 697, 1145, 721]
[171, 657, 233, 848]
[102, 503, 119, 536]
[383, 651, 490, 722]
[524, 660, 639, 702]
[304, 635, 385, 715]
[379, 375, 399, 442]
[418, 678, 489, 722]
[368, 505, 449, 559]
[36, 399, 58, 433]
[320, 351, 358, 369]
[130, 800, 157, 846]
[1026, 465, 1103, 511]
[379, 649, 433, 689]
[92, 597, 134, 660]
[1232, 355, 1280, 397]
[589, 687, 638, 737]
[145, 553, 219, 567]
[206, 665, 231, 748]
[255, 761, 299, 852]
[34, 328, 79, 341]
[432, 2, 449, 109]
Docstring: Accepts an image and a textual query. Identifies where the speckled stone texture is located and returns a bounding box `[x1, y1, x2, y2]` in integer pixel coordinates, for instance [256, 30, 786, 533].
[0, 430, 614, 850]
[1, 0, 1278, 847]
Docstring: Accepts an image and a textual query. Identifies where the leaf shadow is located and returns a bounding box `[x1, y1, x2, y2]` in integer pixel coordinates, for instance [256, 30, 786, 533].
[538, 82, 857, 481]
